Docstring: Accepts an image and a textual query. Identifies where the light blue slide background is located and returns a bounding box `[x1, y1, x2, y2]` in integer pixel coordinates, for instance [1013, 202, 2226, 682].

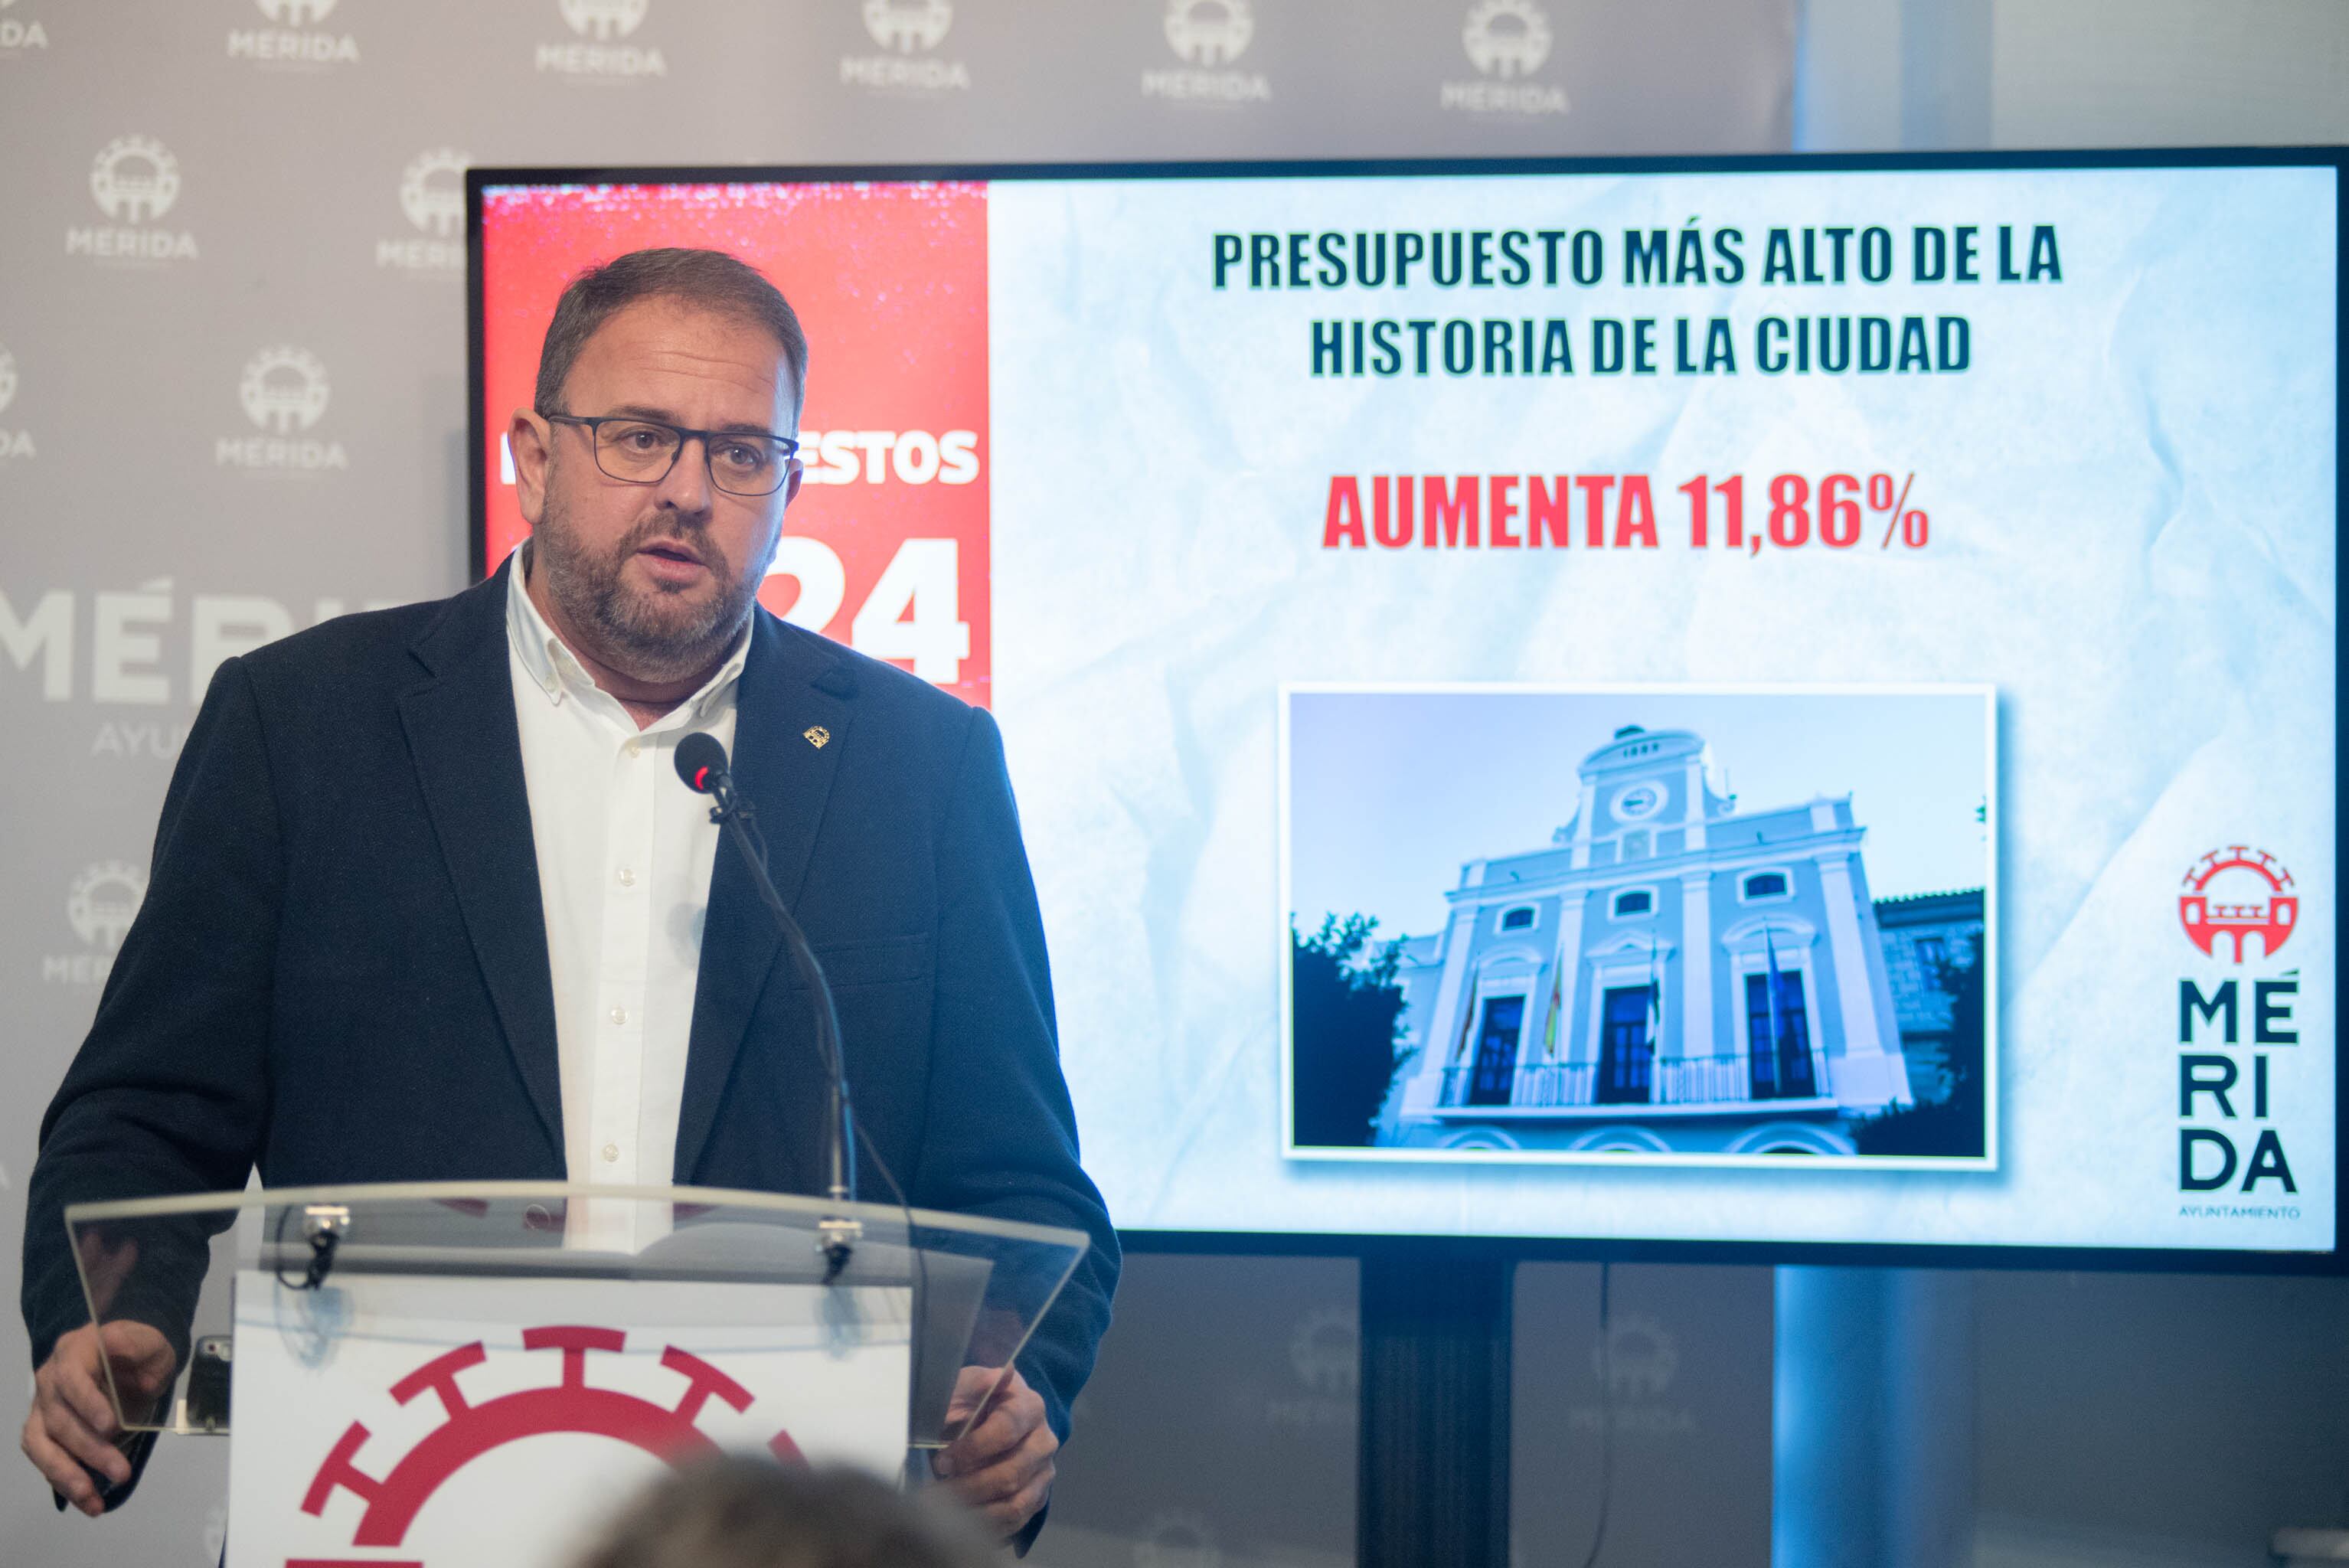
[985, 165, 2336, 1250]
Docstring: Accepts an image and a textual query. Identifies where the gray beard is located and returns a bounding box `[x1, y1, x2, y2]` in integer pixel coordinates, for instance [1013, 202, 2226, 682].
[532, 494, 762, 685]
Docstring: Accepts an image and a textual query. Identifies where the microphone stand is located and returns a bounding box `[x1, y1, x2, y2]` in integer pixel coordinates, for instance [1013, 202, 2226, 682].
[698, 769, 861, 1282]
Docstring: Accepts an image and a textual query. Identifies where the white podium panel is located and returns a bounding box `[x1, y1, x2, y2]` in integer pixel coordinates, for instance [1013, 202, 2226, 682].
[227, 1271, 911, 1568]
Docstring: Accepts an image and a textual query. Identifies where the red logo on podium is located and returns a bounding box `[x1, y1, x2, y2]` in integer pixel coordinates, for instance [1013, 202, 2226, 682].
[2178, 846, 2298, 964]
[292, 1325, 802, 1561]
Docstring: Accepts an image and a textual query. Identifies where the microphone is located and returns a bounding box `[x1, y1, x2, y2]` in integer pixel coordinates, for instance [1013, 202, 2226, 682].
[676, 731, 728, 796]
[675, 732, 860, 1278]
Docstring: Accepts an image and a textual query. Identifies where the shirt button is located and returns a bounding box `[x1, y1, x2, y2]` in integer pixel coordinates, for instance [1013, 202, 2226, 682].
[625, 740, 643, 759]
[608, 1005, 628, 1025]
[601, 1142, 619, 1164]
[616, 867, 636, 887]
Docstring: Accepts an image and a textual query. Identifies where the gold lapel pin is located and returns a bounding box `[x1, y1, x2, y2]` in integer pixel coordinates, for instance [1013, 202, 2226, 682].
[803, 725, 831, 750]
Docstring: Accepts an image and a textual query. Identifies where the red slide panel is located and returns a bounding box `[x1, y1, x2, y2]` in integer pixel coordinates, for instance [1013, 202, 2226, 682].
[480, 181, 991, 707]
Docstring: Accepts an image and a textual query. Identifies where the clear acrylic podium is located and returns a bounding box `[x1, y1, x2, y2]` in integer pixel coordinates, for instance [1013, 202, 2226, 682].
[66, 1183, 1088, 1567]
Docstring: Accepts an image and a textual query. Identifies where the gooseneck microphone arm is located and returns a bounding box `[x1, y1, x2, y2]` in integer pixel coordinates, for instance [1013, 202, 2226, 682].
[675, 732, 859, 1279]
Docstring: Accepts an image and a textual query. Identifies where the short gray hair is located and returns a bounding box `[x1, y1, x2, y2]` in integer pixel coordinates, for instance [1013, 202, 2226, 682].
[533, 247, 808, 420]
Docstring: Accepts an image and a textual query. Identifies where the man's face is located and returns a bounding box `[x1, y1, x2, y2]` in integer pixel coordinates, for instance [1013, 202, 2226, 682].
[509, 298, 802, 682]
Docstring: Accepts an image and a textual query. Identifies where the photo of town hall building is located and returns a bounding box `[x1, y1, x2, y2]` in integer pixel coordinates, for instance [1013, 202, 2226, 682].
[1377, 721, 1972, 1158]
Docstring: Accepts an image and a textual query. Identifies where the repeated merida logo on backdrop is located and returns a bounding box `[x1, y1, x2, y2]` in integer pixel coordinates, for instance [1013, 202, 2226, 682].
[564, 0, 648, 36]
[217, 346, 349, 472]
[377, 148, 468, 278]
[0, 0, 50, 57]
[1573, 1312, 1696, 1437]
[2174, 844, 2305, 1210]
[0, 341, 32, 461]
[70, 136, 200, 264]
[91, 136, 179, 220]
[1143, 0, 1270, 106]
[227, 0, 360, 70]
[1442, 0, 1569, 116]
[1265, 1304, 1354, 1428]
[0, 577, 395, 758]
[842, 0, 968, 93]
[538, 0, 667, 83]
[44, 861, 148, 988]
[1594, 1313, 1678, 1399]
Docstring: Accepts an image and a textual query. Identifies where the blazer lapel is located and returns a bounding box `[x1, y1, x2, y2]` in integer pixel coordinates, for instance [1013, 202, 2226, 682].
[674, 613, 858, 1184]
[397, 564, 565, 1163]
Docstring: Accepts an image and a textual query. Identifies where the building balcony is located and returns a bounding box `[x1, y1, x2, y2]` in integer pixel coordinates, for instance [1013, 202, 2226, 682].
[1435, 1050, 1838, 1118]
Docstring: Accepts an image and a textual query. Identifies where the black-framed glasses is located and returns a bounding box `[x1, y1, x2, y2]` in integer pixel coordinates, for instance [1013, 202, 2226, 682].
[544, 412, 801, 497]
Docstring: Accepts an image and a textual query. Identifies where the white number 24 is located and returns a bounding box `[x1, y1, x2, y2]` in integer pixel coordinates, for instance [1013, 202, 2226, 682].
[766, 536, 971, 685]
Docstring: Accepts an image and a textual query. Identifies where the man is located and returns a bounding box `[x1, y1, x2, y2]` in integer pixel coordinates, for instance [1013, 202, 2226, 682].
[18, 248, 1116, 1547]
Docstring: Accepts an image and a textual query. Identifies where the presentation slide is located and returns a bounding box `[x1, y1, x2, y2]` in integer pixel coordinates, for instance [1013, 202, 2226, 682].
[477, 157, 2339, 1257]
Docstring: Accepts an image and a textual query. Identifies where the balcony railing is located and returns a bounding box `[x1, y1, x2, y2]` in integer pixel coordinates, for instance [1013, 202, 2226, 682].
[1439, 1050, 1834, 1111]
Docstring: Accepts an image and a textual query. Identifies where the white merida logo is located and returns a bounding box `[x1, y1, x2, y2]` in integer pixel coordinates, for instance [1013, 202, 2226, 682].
[1164, 0, 1253, 67]
[1462, 0, 1550, 78]
[68, 861, 149, 952]
[863, 0, 952, 52]
[560, 0, 649, 40]
[90, 136, 181, 223]
[240, 347, 332, 434]
[400, 149, 469, 239]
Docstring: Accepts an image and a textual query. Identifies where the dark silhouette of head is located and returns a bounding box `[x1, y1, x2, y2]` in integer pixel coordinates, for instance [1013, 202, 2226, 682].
[576, 1459, 993, 1568]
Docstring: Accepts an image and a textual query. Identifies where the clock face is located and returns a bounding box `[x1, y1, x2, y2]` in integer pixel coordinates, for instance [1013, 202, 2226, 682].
[1613, 783, 1664, 822]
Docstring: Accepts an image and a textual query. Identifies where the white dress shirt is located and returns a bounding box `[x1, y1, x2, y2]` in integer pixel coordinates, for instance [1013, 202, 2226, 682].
[505, 554, 749, 1250]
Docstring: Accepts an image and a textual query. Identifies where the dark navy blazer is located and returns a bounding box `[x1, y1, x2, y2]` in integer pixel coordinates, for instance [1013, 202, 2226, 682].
[21, 561, 1119, 1465]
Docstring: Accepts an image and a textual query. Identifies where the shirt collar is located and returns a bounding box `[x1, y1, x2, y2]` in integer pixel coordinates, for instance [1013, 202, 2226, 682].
[505, 546, 568, 704]
[504, 542, 752, 723]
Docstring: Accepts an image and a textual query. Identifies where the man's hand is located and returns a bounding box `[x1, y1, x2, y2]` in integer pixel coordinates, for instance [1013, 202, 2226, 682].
[931, 1364, 1056, 1539]
[21, 1321, 175, 1517]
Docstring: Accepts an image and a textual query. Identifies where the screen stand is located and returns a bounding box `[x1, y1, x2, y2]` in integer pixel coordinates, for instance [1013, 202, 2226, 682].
[1357, 1253, 1513, 1568]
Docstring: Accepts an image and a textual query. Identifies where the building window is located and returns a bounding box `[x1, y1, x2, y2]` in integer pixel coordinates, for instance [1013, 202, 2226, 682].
[1596, 985, 1657, 1104]
[1740, 870, 1790, 900]
[1622, 830, 1650, 860]
[1498, 904, 1537, 933]
[1611, 888, 1655, 918]
[1744, 970, 1817, 1099]
[1914, 935, 1947, 977]
[1467, 995, 1526, 1106]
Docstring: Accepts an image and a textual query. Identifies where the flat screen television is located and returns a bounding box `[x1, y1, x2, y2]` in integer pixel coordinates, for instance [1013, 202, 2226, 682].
[471, 151, 2344, 1270]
